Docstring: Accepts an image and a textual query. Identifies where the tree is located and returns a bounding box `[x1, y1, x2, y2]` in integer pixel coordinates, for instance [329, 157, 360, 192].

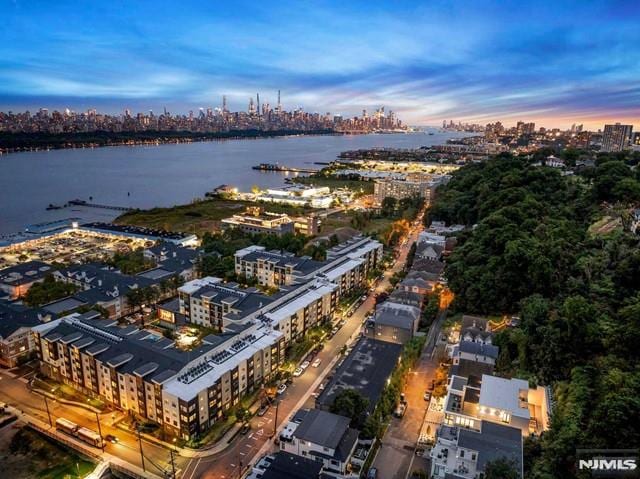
[330, 389, 369, 428]
[381, 196, 398, 217]
[483, 458, 520, 479]
[24, 275, 78, 307]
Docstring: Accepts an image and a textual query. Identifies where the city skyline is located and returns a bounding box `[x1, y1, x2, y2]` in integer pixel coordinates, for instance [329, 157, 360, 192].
[1, 1, 639, 129]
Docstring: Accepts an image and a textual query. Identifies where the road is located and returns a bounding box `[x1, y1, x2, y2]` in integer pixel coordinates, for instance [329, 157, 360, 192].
[371, 306, 447, 479]
[0, 368, 187, 477]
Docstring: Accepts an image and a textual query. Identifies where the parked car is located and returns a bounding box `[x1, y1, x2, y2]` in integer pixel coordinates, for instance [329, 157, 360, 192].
[276, 383, 287, 395]
[312, 358, 322, 368]
[331, 327, 339, 336]
[367, 467, 378, 479]
[423, 392, 432, 402]
[293, 367, 304, 377]
[257, 404, 269, 416]
[105, 434, 118, 444]
[240, 423, 251, 435]
[300, 360, 310, 370]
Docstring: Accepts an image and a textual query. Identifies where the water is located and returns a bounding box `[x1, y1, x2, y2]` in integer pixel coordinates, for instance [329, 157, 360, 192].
[0, 130, 471, 235]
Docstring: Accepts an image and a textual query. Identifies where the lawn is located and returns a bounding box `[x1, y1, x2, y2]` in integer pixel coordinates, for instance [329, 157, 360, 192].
[319, 211, 393, 236]
[115, 198, 315, 236]
[293, 175, 374, 194]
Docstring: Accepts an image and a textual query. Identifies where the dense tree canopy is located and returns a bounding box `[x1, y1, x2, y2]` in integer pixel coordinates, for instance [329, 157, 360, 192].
[429, 153, 640, 478]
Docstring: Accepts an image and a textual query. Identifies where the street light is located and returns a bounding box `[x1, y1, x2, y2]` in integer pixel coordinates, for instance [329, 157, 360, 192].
[136, 428, 146, 472]
[94, 411, 104, 452]
[43, 395, 53, 427]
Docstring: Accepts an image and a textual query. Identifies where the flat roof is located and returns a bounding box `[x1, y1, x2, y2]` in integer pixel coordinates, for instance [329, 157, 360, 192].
[479, 374, 530, 419]
[316, 337, 402, 413]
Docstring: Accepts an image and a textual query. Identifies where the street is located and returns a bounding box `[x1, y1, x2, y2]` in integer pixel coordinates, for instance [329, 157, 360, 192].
[370, 308, 447, 479]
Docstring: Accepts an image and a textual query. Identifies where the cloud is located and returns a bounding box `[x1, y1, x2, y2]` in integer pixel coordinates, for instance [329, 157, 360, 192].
[0, 0, 638, 129]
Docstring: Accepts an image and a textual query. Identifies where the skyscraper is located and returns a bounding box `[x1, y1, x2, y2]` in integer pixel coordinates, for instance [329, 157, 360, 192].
[602, 123, 633, 152]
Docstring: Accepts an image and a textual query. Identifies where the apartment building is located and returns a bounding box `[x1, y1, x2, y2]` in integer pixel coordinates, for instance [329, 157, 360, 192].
[373, 176, 445, 206]
[178, 277, 274, 330]
[33, 311, 285, 440]
[234, 246, 324, 287]
[235, 236, 383, 290]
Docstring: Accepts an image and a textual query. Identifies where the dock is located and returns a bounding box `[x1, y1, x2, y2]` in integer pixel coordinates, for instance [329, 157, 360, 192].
[67, 199, 133, 212]
[252, 163, 319, 174]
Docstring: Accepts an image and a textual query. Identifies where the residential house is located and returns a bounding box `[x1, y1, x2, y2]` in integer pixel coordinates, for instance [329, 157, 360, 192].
[280, 409, 359, 477]
[365, 301, 420, 345]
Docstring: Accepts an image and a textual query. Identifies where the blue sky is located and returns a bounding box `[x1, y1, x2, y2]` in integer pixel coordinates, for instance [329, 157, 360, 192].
[1, 0, 639, 128]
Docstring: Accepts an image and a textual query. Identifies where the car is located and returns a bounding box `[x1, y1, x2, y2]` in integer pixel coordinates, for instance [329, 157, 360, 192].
[293, 367, 304, 377]
[423, 392, 432, 402]
[367, 467, 378, 479]
[105, 434, 118, 444]
[300, 360, 310, 370]
[337, 319, 346, 327]
[276, 383, 287, 395]
[240, 423, 251, 435]
[331, 327, 339, 336]
[257, 404, 269, 416]
[312, 358, 322, 368]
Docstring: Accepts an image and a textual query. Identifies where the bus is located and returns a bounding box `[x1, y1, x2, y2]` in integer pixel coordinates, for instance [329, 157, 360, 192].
[55, 418, 79, 436]
[76, 427, 103, 448]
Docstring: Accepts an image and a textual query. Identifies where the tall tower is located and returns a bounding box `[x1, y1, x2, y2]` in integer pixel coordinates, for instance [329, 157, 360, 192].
[222, 95, 227, 112]
[256, 93, 260, 116]
[277, 90, 281, 113]
[248, 97, 255, 115]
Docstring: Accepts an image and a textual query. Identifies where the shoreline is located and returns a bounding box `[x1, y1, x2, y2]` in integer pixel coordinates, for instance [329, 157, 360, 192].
[0, 128, 351, 155]
[0, 129, 408, 157]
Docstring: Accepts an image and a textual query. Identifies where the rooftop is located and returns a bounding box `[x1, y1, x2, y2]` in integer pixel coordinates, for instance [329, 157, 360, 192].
[479, 374, 530, 419]
[316, 337, 402, 413]
[458, 421, 523, 475]
[293, 409, 351, 450]
[0, 261, 53, 285]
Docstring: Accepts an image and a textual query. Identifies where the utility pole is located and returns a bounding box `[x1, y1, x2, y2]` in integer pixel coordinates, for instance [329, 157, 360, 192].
[94, 412, 104, 452]
[238, 455, 243, 479]
[43, 395, 53, 427]
[169, 449, 176, 479]
[273, 399, 279, 437]
[137, 428, 146, 472]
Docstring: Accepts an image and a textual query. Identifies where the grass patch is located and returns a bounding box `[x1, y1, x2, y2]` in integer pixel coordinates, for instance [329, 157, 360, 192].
[116, 198, 316, 236]
[4, 427, 95, 479]
[293, 176, 374, 194]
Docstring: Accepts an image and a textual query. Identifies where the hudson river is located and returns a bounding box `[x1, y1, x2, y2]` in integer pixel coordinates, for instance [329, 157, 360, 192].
[0, 130, 471, 235]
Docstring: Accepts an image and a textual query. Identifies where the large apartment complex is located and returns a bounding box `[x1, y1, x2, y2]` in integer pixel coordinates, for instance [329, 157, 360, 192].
[234, 235, 383, 289]
[33, 236, 384, 440]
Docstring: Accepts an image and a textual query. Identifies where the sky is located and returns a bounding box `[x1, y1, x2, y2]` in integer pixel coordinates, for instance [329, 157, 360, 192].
[1, 0, 639, 129]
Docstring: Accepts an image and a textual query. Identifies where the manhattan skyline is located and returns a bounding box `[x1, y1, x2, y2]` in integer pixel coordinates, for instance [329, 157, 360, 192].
[1, 0, 639, 129]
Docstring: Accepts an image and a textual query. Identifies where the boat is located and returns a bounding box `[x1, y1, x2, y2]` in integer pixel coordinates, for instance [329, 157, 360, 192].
[46, 203, 63, 210]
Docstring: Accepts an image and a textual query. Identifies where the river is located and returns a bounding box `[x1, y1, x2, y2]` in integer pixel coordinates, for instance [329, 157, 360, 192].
[0, 130, 471, 235]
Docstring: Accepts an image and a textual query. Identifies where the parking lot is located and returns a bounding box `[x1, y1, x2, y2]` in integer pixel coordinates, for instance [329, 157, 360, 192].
[0, 230, 152, 267]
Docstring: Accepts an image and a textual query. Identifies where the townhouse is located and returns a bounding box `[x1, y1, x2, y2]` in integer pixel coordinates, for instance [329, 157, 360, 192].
[0, 301, 53, 367]
[0, 261, 53, 299]
[279, 409, 359, 477]
[364, 301, 420, 345]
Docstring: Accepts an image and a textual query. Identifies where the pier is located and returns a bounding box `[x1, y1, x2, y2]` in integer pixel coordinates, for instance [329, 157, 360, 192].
[67, 199, 133, 212]
[252, 163, 319, 173]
